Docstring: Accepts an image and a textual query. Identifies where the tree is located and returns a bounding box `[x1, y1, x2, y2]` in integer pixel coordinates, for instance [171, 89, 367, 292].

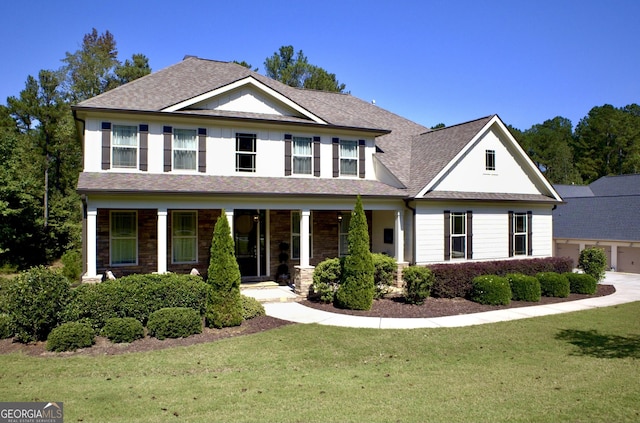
[264, 45, 346, 92]
[335, 196, 375, 310]
[206, 211, 243, 328]
[232, 60, 258, 72]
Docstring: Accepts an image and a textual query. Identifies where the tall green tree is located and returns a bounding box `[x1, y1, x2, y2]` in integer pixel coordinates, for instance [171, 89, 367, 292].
[264, 45, 346, 92]
[335, 196, 375, 310]
[206, 211, 243, 328]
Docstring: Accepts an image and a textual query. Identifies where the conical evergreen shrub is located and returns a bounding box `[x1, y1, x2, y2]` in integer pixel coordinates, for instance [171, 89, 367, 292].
[335, 195, 375, 310]
[206, 211, 243, 328]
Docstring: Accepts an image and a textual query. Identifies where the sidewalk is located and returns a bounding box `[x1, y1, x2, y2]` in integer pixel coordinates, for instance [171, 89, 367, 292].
[258, 272, 640, 329]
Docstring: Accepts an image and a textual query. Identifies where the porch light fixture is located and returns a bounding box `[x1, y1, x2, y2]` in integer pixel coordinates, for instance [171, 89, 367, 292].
[253, 214, 259, 222]
[337, 214, 343, 222]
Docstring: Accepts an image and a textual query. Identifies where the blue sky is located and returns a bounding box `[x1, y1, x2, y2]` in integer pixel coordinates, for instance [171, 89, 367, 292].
[1, 0, 638, 130]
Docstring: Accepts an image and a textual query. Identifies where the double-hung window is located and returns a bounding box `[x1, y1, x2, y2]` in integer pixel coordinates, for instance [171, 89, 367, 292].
[340, 139, 358, 176]
[110, 211, 137, 265]
[485, 149, 496, 171]
[293, 136, 312, 175]
[338, 213, 351, 257]
[236, 133, 256, 172]
[172, 211, 197, 263]
[450, 212, 467, 259]
[291, 211, 312, 260]
[513, 213, 527, 256]
[112, 125, 138, 168]
[173, 129, 197, 170]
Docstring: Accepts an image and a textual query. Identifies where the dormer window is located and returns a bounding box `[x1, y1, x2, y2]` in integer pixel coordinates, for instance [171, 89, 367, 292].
[173, 128, 197, 170]
[112, 125, 138, 168]
[485, 149, 496, 171]
[340, 139, 358, 176]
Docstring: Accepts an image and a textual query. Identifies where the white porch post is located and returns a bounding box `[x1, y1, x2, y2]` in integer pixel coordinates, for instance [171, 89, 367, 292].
[300, 209, 311, 267]
[157, 209, 167, 274]
[394, 209, 405, 263]
[85, 210, 97, 278]
[226, 210, 234, 235]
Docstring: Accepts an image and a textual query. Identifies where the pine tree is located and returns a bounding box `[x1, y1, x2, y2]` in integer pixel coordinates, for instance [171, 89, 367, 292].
[335, 196, 375, 310]
[206, 211, 243, 328]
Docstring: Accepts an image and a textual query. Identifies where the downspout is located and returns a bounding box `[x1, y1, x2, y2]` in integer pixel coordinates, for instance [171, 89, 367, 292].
[403, 198, 416, 265]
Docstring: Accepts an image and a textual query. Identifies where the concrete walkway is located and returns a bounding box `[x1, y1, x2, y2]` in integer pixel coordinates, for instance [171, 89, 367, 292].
[255, 272, 640, 329]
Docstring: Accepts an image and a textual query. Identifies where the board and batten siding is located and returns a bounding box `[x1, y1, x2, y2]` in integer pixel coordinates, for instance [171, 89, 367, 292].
[414, 203, 553, 264]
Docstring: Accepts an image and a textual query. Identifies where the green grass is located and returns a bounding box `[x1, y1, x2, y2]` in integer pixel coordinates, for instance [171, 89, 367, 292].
[1, 302, 639, 422]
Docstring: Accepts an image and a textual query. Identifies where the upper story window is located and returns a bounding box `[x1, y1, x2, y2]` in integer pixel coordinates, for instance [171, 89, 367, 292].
[112, 125, 138, 168]
[293, 136, 312, 175]
[485, 149, 496, 171]
[236, 133, 256, 172]
[450, 212, 467, 259]
[173, 129, 197, 170]
[340, 139, 358, 176]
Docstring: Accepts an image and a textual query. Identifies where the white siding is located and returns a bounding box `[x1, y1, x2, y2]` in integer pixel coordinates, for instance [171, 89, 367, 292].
[372, 210, 395, 256]
[197, 86, 295, 116]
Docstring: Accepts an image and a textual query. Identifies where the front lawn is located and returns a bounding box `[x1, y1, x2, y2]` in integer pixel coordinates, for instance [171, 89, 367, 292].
[1, 302, 639, 422]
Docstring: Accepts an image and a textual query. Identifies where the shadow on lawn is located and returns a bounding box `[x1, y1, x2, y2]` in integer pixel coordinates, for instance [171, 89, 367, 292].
[555, 329, 640, 359]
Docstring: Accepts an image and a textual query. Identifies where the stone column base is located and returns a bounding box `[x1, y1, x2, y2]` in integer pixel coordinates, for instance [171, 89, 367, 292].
[81, 273, 102, 284]
[294, 265, 315, 298]
[396, 262, 409, 287]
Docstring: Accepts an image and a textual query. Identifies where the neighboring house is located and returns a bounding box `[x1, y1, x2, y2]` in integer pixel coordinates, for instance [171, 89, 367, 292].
[72, 56, 562, 294]
[554, 174, 640, 273]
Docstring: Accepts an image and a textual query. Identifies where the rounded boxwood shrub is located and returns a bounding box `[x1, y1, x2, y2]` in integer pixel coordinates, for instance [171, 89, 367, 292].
[147, 307, 202, 340]
[100, 317, 145, 343]
[507, 273, 541, 302]
[578, 247, 607, 282]
[46, 322, 95, 352]
[402, 266, 434, 305]
[312, 258, 342, 303]
[564, 272, 598, 295]
[241, 295, 265, 320]
[537, 272, 570, 298]
[372, 253, 397, 299]
[0, 313, 13, 339]
[7, 266, 71, 343]
[470, 275, 511, 305]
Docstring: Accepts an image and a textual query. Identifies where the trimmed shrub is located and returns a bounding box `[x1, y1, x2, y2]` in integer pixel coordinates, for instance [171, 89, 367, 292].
[428, 257, 573, 298]
[565, 272, 598, 295]
[402, 266, 434, 305]
[241, 295, 265, 320]
[507, 273, 541, 302]
[335, 196, 375, 310]
[61, 250, 83, 282]
[0, 313, 12, 339]
[46, 322, 95, 352]
[312, 258, 342, 303]
[6, 266, 71, 342]
[470, 275, 511, 305]
[206, 211, 243, 328]
[537, 272, 570, 298]
[0, 276, 16, 314]
[100, 317, 145, 343]
[147, 307, 202, 340]
[578, 247, 607, 282]
[372, 253, 397, 299]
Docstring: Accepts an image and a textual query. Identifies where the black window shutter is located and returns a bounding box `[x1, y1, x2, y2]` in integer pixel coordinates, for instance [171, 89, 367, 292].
[332, 138, 339, 177]
[139, 124, 148, 171]
[444, 210, 451, 261]
[358, 139, 366, 178]
[284, 134, 292, 176]
[163, 126, 172, 172]
[198, 128, 207, 173]
[466, 211, 473, 259]
[101, 122, 111, 170]
[527, 211, 533, 256]
[508, 211, 514, 257]
[313, 136, 321, 177]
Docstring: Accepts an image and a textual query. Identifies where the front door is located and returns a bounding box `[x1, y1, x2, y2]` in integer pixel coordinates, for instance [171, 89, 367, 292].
[234, 210, 266, 277]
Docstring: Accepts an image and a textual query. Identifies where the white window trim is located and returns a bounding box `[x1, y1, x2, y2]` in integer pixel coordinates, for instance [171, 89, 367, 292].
[172, 210, 198, 264]
[172, 128, 198, 171]
[513, 212, 528, 256]
[450, 212, 467, 260]
[236, 132, 257, 173]
[111, 124, 138, 169]
[110, 210, 138, 266]
[339, 139, 358, 176]
[291, 211, 313, 260]
[292, 136, 313, 175]
[338, 212, 351, 257]
[485, 149, 496, 172]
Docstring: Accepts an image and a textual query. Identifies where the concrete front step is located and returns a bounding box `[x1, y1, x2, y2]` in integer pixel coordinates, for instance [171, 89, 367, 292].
[241, 285, 301, 303]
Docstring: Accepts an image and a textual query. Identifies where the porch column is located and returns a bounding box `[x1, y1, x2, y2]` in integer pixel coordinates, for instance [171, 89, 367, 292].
[394, 209, 405, 263]
[225, 210, 234, 235]
[85, 210, 98, 279]
[157, 209, 167, 274]
[300, 209, 311, 267]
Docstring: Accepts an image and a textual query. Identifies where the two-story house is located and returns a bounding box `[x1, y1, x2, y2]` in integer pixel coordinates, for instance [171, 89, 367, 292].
[73, 56, 562, 295]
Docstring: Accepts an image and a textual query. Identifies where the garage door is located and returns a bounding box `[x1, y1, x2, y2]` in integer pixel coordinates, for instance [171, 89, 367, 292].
[555, 243, 580, 268]
[617, 247, 640, 273]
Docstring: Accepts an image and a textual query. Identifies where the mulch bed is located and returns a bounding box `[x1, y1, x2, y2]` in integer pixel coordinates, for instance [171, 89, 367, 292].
[0, 285, 615, 357]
